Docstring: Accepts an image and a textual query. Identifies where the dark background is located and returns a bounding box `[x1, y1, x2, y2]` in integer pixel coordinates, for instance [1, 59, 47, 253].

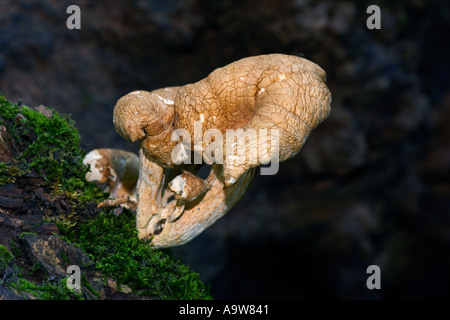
[1, 0, 450, 299]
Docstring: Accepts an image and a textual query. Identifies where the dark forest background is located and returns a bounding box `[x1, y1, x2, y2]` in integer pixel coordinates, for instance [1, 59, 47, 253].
[1, 0, 449, 299]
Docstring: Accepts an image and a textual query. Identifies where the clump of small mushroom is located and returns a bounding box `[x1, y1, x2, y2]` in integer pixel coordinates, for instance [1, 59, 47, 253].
[84, 54, 332, 248]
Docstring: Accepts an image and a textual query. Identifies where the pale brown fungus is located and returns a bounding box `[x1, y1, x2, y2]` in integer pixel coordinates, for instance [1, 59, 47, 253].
[86, 54, 331, 248]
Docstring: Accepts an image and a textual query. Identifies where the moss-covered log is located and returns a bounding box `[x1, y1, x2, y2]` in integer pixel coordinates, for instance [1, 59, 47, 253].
[0, 95, 211, 300]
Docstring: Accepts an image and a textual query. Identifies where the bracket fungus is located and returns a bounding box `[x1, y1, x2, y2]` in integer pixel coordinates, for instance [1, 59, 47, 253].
[83, 148, 139, 207]
[85, 54, 332, 248]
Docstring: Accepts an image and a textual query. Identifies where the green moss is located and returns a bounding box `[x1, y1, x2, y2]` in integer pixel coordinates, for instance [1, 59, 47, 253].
[3, 246, 72, 300]
[2, 241, 84, 300]
[11, 276, 83, 300]
[60, 209, 211, 300]
[0, 95, 212, 300]
[0, 95, 105, 202]
[0, 245, 13, 273]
